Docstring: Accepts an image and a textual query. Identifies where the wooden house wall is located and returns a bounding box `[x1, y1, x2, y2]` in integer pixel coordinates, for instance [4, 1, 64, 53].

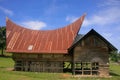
[73, 35, 110, 76]
[12, 34, 111, 76]
[74, 35, 109, 63]
[12, 53, 72, 73]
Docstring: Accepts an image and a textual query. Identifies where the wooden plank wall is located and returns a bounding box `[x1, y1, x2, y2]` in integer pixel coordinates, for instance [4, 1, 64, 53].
[13, 53, 72, 73]
[72, 35, 110, 76]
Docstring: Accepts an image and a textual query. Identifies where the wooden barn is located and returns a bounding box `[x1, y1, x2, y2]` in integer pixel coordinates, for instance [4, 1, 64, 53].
[6, 14, 117, 77]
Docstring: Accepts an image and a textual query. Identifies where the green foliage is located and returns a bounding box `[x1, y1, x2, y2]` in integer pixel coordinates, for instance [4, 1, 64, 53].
[0, 26, 6, 55]
[110, 51, 120, 62]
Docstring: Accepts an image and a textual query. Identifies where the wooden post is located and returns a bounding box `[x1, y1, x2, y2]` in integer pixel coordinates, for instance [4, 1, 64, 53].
[14, 61, 17, 71]
[82, 62, 83, 75]
[72, 53, 75, 75]
[90, 62, 92, 75]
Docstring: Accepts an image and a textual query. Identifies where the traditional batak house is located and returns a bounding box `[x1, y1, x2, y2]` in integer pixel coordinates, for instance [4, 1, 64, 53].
[6, 14, 117, 77]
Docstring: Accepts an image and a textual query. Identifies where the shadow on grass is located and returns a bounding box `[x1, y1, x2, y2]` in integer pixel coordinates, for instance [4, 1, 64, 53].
[0, 55, 12, 58]
[110, 72, 120, 76]
[0, 67, 6, 68]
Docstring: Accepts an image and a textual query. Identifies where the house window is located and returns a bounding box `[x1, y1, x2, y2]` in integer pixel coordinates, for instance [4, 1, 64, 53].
[63, 62, 71, 72]
[75, 62, 99, 75]
[28, 45, 33, 50]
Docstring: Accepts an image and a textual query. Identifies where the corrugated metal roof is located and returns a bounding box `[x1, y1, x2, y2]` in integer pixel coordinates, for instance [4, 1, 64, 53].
[6, 14, 85, 54]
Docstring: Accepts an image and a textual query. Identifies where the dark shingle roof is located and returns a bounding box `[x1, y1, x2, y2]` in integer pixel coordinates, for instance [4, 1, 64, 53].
[72, 34, 84, 46]
[69, 29, 117, 51]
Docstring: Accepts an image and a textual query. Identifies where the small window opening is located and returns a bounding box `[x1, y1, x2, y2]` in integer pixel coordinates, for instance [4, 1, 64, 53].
[75, 62, 99, 75]
[28, 45, 33, 50]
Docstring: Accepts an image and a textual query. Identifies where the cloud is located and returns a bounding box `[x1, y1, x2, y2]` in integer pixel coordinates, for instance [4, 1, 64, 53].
[98, 0, 120, 7]
[82, 7, 120, 27]
[81, 0, 120, 51]
[83, 0, 120, 27]
[45, 0, 58, 15]
[45, 0, 67, 15]
[22, 21, 47, 30]
[66, 0, 120, 28]
[0, 6, 13, 16]
[102, 32, 113, 39]
[66, 16, 78, 23]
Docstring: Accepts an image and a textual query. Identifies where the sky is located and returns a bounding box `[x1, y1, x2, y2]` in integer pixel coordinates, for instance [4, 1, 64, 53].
[0, 0, 120, 51]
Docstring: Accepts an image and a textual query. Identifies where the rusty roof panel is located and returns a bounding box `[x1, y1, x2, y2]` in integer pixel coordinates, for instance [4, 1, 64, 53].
[6, 14, 85, 54]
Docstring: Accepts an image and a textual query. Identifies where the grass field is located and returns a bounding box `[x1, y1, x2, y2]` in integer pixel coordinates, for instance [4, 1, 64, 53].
[0, 56, 120, 80]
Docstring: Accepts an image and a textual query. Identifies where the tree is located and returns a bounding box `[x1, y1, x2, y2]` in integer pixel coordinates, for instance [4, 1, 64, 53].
[118, 52, 120, 61]
[110, 51, 119, 62]
[0, 26, 6, 56]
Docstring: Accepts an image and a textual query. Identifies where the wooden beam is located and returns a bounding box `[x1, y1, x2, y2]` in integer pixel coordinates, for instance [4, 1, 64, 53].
[72, 53, 75, 75]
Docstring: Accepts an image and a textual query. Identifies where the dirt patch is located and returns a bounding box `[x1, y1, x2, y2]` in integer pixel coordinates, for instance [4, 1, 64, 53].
[60, 73, 71, 79]
[6, 68, 14, 71]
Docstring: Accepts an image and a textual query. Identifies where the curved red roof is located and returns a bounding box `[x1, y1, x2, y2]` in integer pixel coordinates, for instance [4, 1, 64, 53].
[6, 14, 85, 54]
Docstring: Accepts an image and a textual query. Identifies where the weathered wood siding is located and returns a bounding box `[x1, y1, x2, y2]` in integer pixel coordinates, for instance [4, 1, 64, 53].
[13, 54, 72, 61]
[12, 34, 110, 76]
[73, 35, 109, 76]
[13, 53, 72, 72]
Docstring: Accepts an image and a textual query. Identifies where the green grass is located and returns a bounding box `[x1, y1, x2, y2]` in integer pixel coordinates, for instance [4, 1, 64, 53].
[0, 57, 120, 80]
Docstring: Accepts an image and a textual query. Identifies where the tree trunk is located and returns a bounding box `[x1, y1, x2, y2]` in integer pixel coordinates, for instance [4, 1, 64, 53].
[1, 47, 4, 56]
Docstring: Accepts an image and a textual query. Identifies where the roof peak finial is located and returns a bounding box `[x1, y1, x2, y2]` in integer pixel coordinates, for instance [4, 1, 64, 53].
[6, 16, 9, 22]
[83, 13, 87, 16]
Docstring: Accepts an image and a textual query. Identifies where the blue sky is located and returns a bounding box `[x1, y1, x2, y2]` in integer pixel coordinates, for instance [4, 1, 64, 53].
[0, 0, 120, 51]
